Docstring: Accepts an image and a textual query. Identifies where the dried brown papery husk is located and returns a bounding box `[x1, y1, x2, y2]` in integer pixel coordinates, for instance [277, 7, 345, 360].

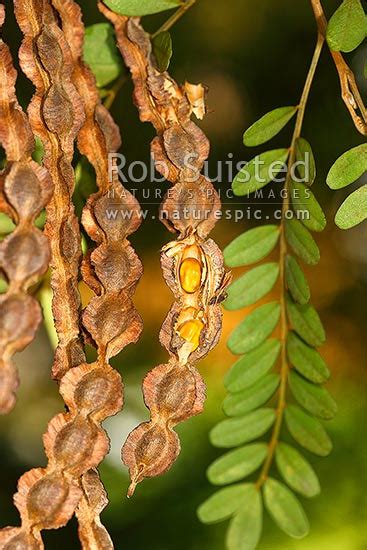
[54, 0, 143, 545]
[0, 4, 52, 414]
[0, 0, 124, 546]
[100, 4, 231, 496]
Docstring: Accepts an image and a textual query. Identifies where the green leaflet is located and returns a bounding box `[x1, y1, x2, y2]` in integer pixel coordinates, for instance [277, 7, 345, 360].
[210, 408, 276, 448]
[224, 262, 279, 310]
[226, 485, 262, 550]
[243, 106, 298, 147]
[207, 443, 268, 485]
[291, 181, 326, 232]
[326, 144, 367, 189]
[228, 302, 281, 354]
[224, 339, 281, 392]
[327, 0, 367, 53]
[197, 484, 249, 524]
[152, 31, 172, 72]
[335, 185, 367, 229]
[288, 371, 337, 420]
[285, 255, 310, 305]
[263, 478, 309, 538]
[285, 404, 332, 456]
[295, 137, 316, 185]
[103, 0, 179, 16]
[287, 332, 330, 383]
[223, 374, 280, 417]
[232, 149, 289, 195]
[286, 295, 325, 347]
[224, 225, 279, 268]
[276, 442, 320, 498]
[285, 218, 320, 265]
[84, 23, 124, 87]
[0, 213, 15, 236]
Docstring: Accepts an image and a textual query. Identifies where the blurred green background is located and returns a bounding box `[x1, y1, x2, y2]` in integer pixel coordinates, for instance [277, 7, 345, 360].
[1, 0, 366, 548]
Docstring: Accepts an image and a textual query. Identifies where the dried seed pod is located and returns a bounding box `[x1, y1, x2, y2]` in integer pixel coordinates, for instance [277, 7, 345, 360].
[53, 0, 143, 542]
[0, 5, 52, 414]
[1, 0, 143, 546]
[100, 6, 231, 496]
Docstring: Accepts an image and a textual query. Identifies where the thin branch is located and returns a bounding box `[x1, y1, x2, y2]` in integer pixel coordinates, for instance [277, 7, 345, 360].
[310, 0, 367, 135]
[256, 33, 324, 489]
[151, 0, 197, 38]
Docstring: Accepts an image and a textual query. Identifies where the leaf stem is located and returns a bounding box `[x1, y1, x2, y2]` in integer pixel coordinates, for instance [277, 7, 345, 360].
[151, 0, 197, 38]
[255, 32, 324, 490]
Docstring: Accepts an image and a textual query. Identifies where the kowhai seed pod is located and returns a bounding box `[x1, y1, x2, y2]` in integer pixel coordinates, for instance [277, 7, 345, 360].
[0, 0, 144, 546]
[100, 5, 231, 496]
[0, 5, 52, 414]
[54, 0, 143, 544]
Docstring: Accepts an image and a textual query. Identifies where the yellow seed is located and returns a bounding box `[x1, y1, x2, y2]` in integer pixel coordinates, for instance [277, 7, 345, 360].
[178, 319, 205, 350]
[179, 258, 202, 294]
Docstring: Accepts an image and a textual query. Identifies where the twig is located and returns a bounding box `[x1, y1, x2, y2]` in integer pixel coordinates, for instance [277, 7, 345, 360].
[310, 0, 367, 135]
[256, 32, 324, 489]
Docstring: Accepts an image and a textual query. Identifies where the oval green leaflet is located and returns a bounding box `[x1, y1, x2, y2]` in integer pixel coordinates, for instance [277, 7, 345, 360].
[224, 262, 279, 310]
[210, 408, 276, 448]
[243, 106, 298, 147]
[232, 149, 289, 196]
[275, 442, 320, 498]
[263, 478, 309, 538]
[224, 225, 280, 268]
[228, 302, 281, 355]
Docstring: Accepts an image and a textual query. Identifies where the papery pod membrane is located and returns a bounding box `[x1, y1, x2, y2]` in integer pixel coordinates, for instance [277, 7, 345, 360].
[99, 4, 231, 495]
[0, 0, 129, 546]
[0, 4, 52, 414]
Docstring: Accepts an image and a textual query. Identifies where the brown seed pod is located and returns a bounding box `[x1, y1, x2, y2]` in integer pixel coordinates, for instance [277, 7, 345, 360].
[100, 5, 231, 496]
[0, 5, 52, 414]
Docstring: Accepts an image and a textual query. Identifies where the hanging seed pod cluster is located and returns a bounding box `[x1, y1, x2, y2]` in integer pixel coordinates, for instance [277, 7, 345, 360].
[100, 4, 231, 496]
[0, 5, 52, 414]
[0, 0, 142, 546]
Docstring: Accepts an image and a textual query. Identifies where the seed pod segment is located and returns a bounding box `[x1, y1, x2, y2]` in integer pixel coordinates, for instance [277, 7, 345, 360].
[100, 5, 231, 496]
[0, 4, 52, 414]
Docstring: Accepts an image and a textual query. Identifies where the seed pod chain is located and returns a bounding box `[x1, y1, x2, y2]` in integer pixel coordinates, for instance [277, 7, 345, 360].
[0, 0, 124, 546]
[100, 4, 231, 496]
[0, 4, 52, 414]
[53, 0, 143, 544]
